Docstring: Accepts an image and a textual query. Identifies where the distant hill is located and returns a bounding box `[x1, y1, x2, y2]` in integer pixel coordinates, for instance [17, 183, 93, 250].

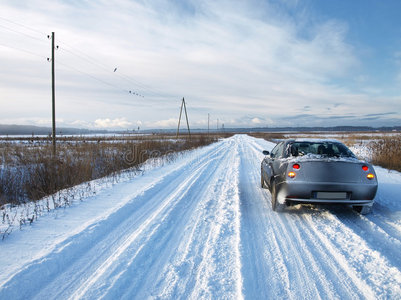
[143, 125, 401, 134]
[0, 124, 108, 136]
[1, 124, 399, 136]
[219, 126, 401, 133]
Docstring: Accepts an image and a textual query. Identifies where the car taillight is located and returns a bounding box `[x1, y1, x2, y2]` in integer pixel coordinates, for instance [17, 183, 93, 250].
[288, 171, 296, 178]
[362, 165, 369, 171]
[293, 163, 300, 169]
[367, 173, 375, 180]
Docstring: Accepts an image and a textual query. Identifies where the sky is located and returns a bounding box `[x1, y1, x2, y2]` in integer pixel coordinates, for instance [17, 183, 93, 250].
[0, 0, 400, 130]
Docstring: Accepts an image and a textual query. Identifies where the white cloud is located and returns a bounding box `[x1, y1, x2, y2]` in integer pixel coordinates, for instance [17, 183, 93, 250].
[94, 118, 132, 128]
[69, 120, 92, 128]
[251, 118, 263, 125]
[33, 118, 51, 126]
[148, 118, 179, 128]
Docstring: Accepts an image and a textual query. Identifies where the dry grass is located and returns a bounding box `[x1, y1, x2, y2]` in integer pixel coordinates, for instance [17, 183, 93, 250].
[0, 134, 218, 206]
[247, 132, 286, 141]
[369, 136, 401, 172]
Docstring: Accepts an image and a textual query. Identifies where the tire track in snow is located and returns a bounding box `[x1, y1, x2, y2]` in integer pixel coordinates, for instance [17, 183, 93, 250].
[187, 137, 242, 300]
[116, 136, 244, 299]
[287, 209, 372, 299]
[238, 136, 293, 299]
[335, 209, 401, 269]
[368, 204, 401, 243]
[305, 211, 401, 298]
[70, 151, 216, 299]
[96, 138, 243, 299]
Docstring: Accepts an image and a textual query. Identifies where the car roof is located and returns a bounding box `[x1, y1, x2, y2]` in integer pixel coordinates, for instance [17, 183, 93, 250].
[286, 138, 342, 143]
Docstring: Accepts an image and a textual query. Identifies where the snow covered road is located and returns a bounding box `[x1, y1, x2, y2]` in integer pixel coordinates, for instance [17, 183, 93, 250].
[1, 135, 400, 299]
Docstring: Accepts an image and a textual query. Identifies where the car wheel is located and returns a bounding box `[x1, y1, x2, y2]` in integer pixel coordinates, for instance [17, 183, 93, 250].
[261, 171, 266, 189]
[352, 204, 372, 215]
[271, 181, 284, 212]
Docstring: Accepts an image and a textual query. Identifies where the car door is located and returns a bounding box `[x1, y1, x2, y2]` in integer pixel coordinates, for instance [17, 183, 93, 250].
[270, 142, 287, 183]
[262, 142, 283, 187]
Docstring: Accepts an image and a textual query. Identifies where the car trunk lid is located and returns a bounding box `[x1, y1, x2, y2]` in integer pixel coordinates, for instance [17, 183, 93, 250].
[288, 160, 367, 183]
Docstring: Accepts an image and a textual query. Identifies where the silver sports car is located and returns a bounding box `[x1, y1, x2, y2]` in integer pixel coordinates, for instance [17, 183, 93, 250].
[261, 139, 378, 214]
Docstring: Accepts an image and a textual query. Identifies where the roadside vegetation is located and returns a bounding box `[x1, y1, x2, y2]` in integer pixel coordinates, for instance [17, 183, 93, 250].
[246, 132, 286, 142]
[0, 133, 228, 207]
[369, 135, 401, 172]
[0, 132, 236, 239]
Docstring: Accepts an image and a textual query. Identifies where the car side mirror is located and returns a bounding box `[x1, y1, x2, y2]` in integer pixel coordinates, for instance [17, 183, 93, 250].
[262, 150, 270, 156]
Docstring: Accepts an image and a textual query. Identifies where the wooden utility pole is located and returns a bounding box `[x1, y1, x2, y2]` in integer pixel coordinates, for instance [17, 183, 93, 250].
[176, 97, 191, 139]
[51, 32, 56, 156]
[207, 113, 210, 139]
[183, 99, 191, 138]
[176, 99, 183, 138]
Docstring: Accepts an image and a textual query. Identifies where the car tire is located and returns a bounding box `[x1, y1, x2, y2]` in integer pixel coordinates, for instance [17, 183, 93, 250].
[271, 181, 284, 212]
[352, 204, 372, 215]
[261, 171, 266, 189]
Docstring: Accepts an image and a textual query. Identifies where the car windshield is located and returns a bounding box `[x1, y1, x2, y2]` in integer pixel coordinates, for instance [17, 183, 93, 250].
[288, 141, 356, 158]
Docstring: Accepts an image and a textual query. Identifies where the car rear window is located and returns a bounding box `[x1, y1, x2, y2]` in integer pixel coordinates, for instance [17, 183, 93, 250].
[288, 141, 355, 158]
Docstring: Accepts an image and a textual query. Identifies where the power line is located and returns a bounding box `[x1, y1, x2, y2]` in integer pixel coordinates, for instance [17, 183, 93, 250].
[56, 39, 170, 98]
[113, 70, 167, 98]
[57, 60, 126, 91]
[55, 45, 141, 96]
[0, 17, 176, 101]
[0, 42, 47, 60]
[56, 60, 144, 96]
[0, 16, 44, 35]
[57, 41, 113, 73]
[0, 42, 146, 97]
[0, 39, 154, 98]
[0, 23, 47, 44]
[0, 40, 144, 98]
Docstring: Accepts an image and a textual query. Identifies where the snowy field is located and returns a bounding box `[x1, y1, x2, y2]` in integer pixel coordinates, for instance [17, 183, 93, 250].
[0, 135, 400, 299]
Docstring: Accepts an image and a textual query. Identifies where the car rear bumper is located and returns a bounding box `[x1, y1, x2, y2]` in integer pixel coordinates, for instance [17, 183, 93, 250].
[277, 180, 377, 204]
[283, 198, 373, 205]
